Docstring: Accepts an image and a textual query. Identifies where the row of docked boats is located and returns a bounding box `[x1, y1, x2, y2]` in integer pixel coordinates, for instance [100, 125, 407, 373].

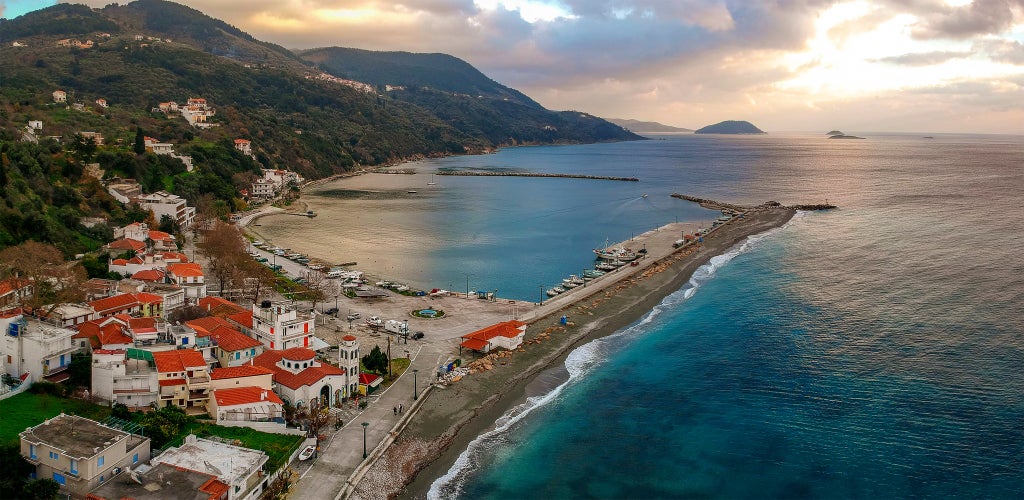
[546, 270, 608, 297]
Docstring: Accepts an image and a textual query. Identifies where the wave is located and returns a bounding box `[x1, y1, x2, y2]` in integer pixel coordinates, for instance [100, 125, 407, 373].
[427, 218, 798, 499]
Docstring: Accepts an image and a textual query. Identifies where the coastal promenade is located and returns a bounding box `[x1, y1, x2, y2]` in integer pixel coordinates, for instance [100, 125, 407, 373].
[277, 204, 795, 499]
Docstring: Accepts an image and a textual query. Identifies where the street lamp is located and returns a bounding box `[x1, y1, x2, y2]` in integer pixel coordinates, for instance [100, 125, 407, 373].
[413, 369, 419, 400]
[539, 285, 544, 306]
[361, 422, 369, 458]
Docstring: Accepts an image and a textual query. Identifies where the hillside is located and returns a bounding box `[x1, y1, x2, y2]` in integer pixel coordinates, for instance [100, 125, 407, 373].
[606, 118, 692, 133]
[694, 120, 765, 134]
[0, 0, 639, 255]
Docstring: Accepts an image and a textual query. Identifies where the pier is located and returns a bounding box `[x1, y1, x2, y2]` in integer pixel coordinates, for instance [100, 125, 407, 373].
[438, 171, 639, 181]
[671, 194, 837, 211]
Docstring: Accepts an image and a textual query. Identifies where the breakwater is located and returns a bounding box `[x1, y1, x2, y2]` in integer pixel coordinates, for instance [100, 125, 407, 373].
[671, 194, 837, 211]
[438, 171, 639, 181]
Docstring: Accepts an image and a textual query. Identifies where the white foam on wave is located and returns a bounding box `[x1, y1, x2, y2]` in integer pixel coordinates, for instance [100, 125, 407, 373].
[428, 218, 798, 499]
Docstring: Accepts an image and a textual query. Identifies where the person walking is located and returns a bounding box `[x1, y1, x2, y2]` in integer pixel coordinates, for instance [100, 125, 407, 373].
[393, 406, 397, 415]
[399, 404, 404, 414]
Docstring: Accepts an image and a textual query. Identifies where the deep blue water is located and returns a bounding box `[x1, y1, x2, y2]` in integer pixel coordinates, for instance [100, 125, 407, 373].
[423, 133, 1024, 499]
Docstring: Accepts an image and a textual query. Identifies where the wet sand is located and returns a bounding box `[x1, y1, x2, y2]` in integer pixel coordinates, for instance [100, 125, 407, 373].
[346, 207, 796, 499]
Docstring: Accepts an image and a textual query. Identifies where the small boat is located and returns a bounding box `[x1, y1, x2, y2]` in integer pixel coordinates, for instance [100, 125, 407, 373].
[427, 174, 437, 186]
[546, 286, 566, 297]
[563, 275, 584, 287]
[298, 445, 316, 461]
[595, 262, 618, 271]
[593, 246, 639, 261]
[641, 193, 648, 198]
[407, 190, 418, 194]
[583, 269, 605, 279]
[561, 280, 579, 289]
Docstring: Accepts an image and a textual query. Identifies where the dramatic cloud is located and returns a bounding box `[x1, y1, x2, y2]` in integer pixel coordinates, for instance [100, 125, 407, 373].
[56, 0, 1024, 133]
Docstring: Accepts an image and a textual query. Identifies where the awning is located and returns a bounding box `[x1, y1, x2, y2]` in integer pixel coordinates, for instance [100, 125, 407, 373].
[309, 336, 331, 351]
[460, 338, 489, 351]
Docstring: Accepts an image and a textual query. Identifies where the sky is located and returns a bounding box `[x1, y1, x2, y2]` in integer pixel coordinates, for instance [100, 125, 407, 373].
[3, 0, 1023, 133]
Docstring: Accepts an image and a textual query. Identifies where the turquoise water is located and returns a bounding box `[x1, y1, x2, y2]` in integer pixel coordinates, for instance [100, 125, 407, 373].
[424, 133, 1024, 498]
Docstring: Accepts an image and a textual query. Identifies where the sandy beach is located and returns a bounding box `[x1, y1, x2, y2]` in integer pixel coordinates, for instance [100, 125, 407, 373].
[344, 206, 796, 499]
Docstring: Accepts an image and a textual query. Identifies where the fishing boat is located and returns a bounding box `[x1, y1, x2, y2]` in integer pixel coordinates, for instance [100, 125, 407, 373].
[563, 275, 585, 287]
[298, 445, 316, 461]
[593, 245, 639, 261]
[546, 286, 566, 297]
[583, 269, 605, 279]
[595, 262, 618, 271]
[562, 279, 579, 289]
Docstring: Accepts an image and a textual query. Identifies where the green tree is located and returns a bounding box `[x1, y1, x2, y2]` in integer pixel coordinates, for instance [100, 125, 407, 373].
[139, 405, 193, 449]
[0, 443, 34, 499]
[21, 478, 60, 500]
[134, 127, 146, 155]
[361, 345, 388, 375]
[67, 352, 92, 389]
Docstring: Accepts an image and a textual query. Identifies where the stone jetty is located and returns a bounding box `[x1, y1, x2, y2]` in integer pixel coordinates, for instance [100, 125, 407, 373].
[438, 171, 639, 181]
[671, 194, 837, 211]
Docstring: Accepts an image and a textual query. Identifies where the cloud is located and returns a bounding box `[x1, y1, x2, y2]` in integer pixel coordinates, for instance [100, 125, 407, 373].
[875, 50, 973, 65]
[977, 39, 1024, 64]
[907, 0, 1024, 40]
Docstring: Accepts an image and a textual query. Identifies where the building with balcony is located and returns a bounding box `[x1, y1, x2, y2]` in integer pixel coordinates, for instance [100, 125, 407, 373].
[19, 414, 150, 498]
[185, 317, 263, 368]
[152, 350, 210, 414]
[0, 309, 81, 383]
[136, 191, 196, 230]
[91, 349, 159, 409]
[166, 263, 206, 301]
[86, 461, 229, 500]
[250, 301, 315, 351]
[209, 387, 284, 428]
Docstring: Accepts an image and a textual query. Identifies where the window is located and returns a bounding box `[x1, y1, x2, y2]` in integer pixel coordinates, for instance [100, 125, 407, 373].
[29, 444, 36, 460]
[49, 451, 59, 460]
[98, 456, 105, 467]
[235, 352, 240, 360]
[52, 472, 66, 485]
[70, 459, 78, 475]
[182, 337, 189, 345]
[133, 453, 139, 464]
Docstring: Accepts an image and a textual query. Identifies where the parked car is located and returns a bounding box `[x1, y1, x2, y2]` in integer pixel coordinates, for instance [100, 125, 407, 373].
[346, 312, 360, 321]
[325, 307, 339, 316]
[412, 332, 425, 340]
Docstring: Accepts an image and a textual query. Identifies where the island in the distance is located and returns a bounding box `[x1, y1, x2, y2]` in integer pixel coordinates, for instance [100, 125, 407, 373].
[606, 118, 693, 133]
[695, 120, 765, 134]
[827, 130, 865, 139]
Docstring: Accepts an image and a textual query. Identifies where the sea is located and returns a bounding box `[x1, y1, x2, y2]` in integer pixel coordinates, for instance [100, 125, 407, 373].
[411, 132, 1024, 499]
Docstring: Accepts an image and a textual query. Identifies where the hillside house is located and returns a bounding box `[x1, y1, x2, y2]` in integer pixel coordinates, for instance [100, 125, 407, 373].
[234, 138, 252, 155]
[0, 278, 33, 308]
[106, 179, 141, 204]
[0, 309, 81, 383]
[137, 191, 196, 229]
[166, 263, 206, 301]
[95, 98, 107, 108]
[185, 316, 263, 368]
[79, 131, 104, 145]
[52, 90, 66, 103]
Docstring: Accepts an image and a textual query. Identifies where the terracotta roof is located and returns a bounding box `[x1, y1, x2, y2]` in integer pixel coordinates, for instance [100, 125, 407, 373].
[127, 317, 157, 333]
[210, 327, 261, 352]
[162, 252, 189, 262]
[461, 320, 527, 342]
[159, 378, 186, 386]
[212, 386, 282, 407]
[148, 230, 173, 241]
[111, 258, 128, 266]
[94, 349, 126, 355]
[280, 347, 315, 361]
[89, 293, 140, 315]
[134, 292, 163, 304]
[131, 269, 165, 282]
[234, 139, 250, 144]
[167, 263, 203, 278]
[359, 372, 381, 385]
[106, 238, 146, 252]
[152, 350, 206, 373]
[342, 335, 357, 342]
[226, 310, 253, 329]
[210, 365, 274, 380]
[199, 476, 229, 500]
[74, 317, 133, 348]
[198, 296, 239, 312]
[252, 349, 345, 390]
[185, 316, 233, 336]
[460, 338, 489, 351]
[0, 278, 31, 296]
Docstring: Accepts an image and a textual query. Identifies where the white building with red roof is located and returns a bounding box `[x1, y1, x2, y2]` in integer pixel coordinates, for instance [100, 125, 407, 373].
[0, 277, 32, 308]
[233, 138, 252, 155]
[185, 317, 263, 368]
[72, 316, 134, 351]
[460, 320, 527, 353]
[252, 347, 346, 407]
[166, 262, 206, 300]
[209, 387, 284, 428]
[210, 365, 274, 391]
[152, 349, 210, 413]
[88, 293, 141, 318]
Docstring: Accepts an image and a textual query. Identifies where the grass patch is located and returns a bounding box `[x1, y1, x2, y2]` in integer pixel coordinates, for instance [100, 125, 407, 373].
[182, 423, 304, 472]
[0, 392, 111, 446]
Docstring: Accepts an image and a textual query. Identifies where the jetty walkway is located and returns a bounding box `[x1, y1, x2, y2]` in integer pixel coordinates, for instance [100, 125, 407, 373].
[438, 171, 639, 181]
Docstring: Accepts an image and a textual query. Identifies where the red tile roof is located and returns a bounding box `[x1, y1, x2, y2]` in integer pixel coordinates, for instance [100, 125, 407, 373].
[162, 252, 189, 262]
[343, 335, 357, 342]
[0, 278, 31, 297]
[152, 350, 206, 373]
[210, 328, 261, 353]
[127, 317, 157, 333]
[460, 338, 489, 351]
[210, 365, 274, 380]
[226, 310, 253, 329]
[159, 378, 186, 387]
[131, 269, 165, 282]
[107, 238, 146, 252]
[198, 296, 238, 312]
[212, 386, 282, 407]
[111, 258, 128, 266]
[461, 320, 527, 341]
[252, 349, 345, 390]
[280, 347, 315, 361]
[134, 292, 163, 304]
[73, 317, 133, 348]
[89, 293, 140, 316]
[148, 230, 173, 241]
[358, 372, 381, 385]
[185, 316, 233, 336]
[167, 263, 204, 278]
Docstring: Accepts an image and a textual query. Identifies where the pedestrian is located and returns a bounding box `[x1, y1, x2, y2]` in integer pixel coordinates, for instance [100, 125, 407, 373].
[393, 406, 397, 415]
[399, 404, 404, 414]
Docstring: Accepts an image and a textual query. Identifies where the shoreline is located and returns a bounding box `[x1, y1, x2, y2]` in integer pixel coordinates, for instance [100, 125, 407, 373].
[347, 207, 796, 499]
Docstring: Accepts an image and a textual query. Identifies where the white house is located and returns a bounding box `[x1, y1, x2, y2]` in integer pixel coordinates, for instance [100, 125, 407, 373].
[250, 301, 316, 351]
[27, 120, 43, 131]
[252, 347, 346, 407]
[91, 349, 159, 409]
[460, 320, 527, 353]
[43, 303, 96, 328]
[166, 263, 206, 301]
[136, 191, 196, 229]
[0, 309, 82, 383]
[251, 178, 276, 199]
[234, 138, 252, 155]
[208, 386, 284, 428]
[153, 435, 268, 500]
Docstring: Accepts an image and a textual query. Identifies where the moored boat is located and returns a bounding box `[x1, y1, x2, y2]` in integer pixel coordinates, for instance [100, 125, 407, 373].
[546, 286, 566, 297]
